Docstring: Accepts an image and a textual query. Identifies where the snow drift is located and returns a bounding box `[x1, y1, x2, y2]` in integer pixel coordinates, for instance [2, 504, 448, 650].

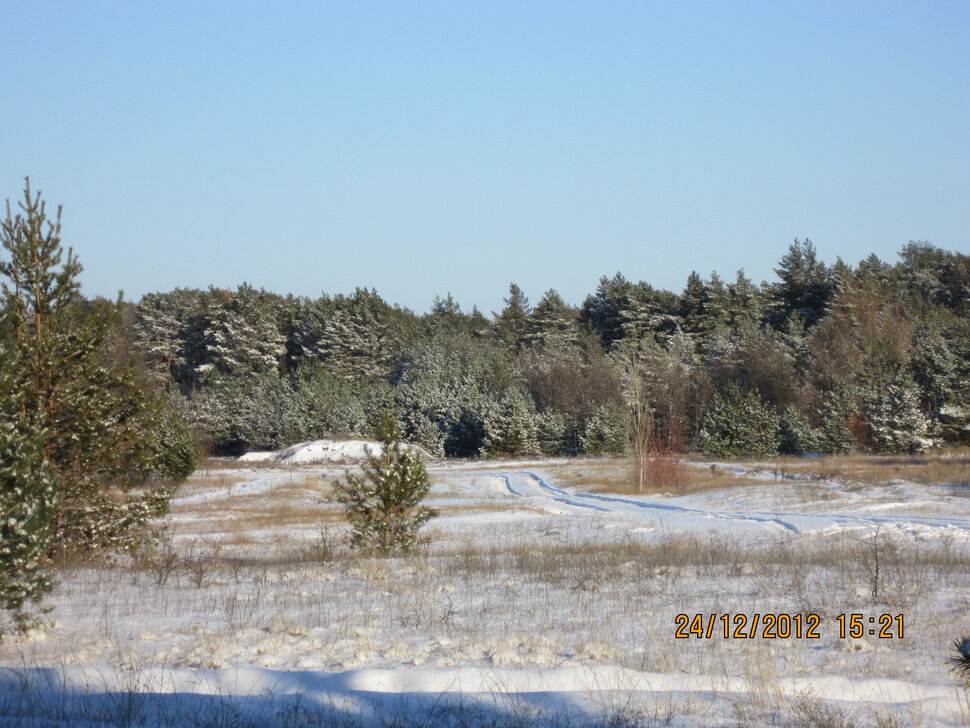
[238, 439, 430, 465]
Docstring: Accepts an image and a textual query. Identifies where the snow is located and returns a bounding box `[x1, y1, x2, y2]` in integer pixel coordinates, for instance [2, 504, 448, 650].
[237, 438, 430, 465]
[3, 456, 970, 726]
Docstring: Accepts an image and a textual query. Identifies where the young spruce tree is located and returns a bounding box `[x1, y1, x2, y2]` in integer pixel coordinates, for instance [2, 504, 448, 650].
[333, 417, 436, 556]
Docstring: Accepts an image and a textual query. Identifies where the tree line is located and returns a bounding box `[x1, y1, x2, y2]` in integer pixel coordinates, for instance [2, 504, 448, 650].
[133, 240, 970, 462]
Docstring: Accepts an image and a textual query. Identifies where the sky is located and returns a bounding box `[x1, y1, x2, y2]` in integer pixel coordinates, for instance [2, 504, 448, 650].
[2, 1, 968, 315]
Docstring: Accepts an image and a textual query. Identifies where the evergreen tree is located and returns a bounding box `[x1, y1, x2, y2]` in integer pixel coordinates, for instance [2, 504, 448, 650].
[394, 335, 516, 457]
[618, 282, 681, 344]
[0, 356, 58, 628]
[1, 180, 175, 555]
[724, 270, 763, 329]
[579, 402, 629, 455]
[495, 283, 530, 357]
[287, 294, 335, 364]
[581, 273, 632, 347]
[481, 391, 541, 457]
[524, 289, 579, 353]
[535, 410, 567, 456]
[133, 288, 217, 387]
[133, 290, 189, 382]
[777, 405, 819, 455]
[681, 271, 727, 337]
[196, 284, 286, 379]
[320, 288, 402, 379]
[427, 293, 469, 337]
[333, 417, 436, 556]
[697, 384, 780, 457]
[910, 320, 970, 444]
[900, 242, 970, 310]
[769, 239, 835, 329]
[816, 387, 860, 454]
[148, 404, 201, 480]
[866, 375, 934, 454]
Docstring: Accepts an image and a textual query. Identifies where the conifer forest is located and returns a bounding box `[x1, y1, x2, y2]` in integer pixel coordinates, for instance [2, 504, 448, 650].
[131, 239, 970, 461]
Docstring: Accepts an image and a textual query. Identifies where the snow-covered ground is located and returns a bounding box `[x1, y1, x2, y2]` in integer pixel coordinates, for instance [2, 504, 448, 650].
[2, 445, 970, 727]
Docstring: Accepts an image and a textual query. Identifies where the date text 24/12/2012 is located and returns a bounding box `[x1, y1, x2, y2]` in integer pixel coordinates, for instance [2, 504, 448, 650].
[674, 613, 904, 640]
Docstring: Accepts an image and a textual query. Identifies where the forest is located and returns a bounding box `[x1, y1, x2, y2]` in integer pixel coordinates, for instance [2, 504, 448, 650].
[130, 240, 970, 464]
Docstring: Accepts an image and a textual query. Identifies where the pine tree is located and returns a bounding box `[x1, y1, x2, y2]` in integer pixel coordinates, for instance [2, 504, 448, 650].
[149, 404, 201, 480]
[910, 321, 970, 444]
[286, 295, 334, 364]
[1, 180, 175, 555]
[866, 376, 934, 454]
[332, 417, 436, 556]
[777, 405, 819, 455]
[0, 356, 58, 629]
[133, 288, 204, 384]
[581, 273, 631, 347]
[580, 402, 629, 455]
[816, 387, 860, 454]
[697, 384, 780, 457]
[320, 288, 400, 379]
[524, 289, 579, 353]
[495, 283, 530, 357]
[724, 270, 763, 329]
[481, 392, 541, 457]
[681, 271, 727, 337]
[196, 284, 286, 379]
[769, 239, 835, 329]
[535, 410, 567, 456]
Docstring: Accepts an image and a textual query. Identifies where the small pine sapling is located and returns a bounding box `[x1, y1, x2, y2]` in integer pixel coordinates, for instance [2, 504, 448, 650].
[333, 417, 436, 556]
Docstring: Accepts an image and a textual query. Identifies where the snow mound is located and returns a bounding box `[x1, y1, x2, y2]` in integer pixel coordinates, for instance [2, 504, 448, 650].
[237, 451, 277, 463]
[239, 439, 429, 465]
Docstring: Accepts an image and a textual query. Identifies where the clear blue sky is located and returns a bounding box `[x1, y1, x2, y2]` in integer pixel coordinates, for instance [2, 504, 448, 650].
[2, 1, 967, 314]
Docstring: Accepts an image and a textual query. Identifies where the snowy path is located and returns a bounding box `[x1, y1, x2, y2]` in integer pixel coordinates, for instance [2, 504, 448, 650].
[496, 471, 970, 540]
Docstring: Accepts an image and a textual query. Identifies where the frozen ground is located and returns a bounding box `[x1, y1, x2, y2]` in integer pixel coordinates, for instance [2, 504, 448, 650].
[2, 442, 970, 727]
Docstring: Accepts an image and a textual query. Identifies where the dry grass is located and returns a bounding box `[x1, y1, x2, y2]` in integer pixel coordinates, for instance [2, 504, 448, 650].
[432, 502, 546, 516]
[182, 472, 250, 490]
[680, 461, 763, 492]
[538, 457, 755, 495]
[541, 449, 970, 497]
[537, 458, 636, 493]
[744, 450, 970, 489]
[169, 475, 340, 540]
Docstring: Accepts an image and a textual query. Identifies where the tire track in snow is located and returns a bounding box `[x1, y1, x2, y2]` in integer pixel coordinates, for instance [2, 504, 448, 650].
[501, 471, 799, 532]
[497, 471, 970, 537]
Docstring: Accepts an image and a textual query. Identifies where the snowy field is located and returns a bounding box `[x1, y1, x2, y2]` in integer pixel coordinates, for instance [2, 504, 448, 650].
[2, 443, 970, 727]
